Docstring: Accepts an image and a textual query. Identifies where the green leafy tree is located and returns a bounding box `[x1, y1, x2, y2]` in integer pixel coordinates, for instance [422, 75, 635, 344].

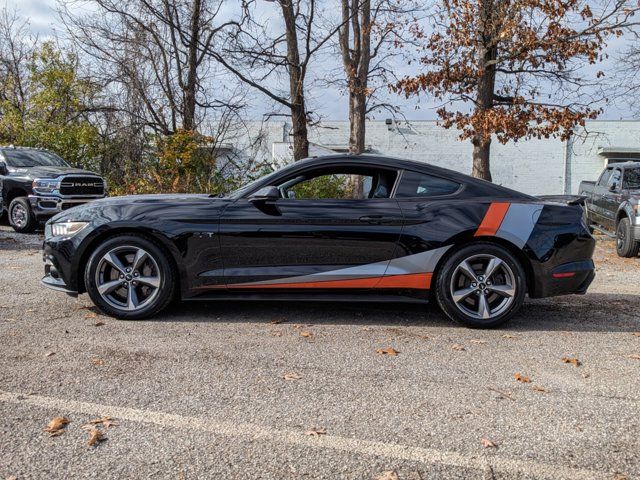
[0, 41, 100, 166]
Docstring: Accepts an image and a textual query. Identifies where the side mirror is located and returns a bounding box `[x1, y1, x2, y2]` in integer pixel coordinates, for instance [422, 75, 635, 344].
[0, 161, 7, 175]
[609, 182, 618, 192]
[248, 186, 280, 204]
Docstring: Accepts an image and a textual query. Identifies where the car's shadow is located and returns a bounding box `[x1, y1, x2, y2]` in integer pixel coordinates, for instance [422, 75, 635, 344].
[0, 217, 44, 250]
[149, 292, 640, 333]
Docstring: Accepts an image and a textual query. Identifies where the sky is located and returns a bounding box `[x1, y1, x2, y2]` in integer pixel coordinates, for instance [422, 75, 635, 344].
[4, 0, 639, 122]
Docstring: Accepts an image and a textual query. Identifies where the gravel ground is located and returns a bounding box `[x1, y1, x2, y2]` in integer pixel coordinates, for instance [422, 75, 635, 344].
[0, 222, 639, 480]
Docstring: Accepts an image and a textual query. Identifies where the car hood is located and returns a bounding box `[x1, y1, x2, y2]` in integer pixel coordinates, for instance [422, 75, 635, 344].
[8, 165, 101, 179]
[48, 193, 229, 224]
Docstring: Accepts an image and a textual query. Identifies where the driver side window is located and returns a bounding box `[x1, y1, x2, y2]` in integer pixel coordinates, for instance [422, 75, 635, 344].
[607, 169, 621, 190]
[288, 173, 372, 200]
[280, 167, 396, 200]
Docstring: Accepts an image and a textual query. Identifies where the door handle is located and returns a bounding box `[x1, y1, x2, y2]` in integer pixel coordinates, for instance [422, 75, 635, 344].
[359, 215, 398, 224]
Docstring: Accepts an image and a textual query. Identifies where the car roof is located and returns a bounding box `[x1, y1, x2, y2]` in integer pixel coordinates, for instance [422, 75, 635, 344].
[607, 161, 640, 169]
[295, 154, 532, 199]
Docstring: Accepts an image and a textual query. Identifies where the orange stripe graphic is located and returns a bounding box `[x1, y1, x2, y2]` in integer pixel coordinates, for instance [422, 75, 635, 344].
[475, 202, 510, 237]
[221, 272, 432, 290]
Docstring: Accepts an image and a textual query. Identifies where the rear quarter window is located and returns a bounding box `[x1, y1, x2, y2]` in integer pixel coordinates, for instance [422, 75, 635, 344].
[395, 170, 460, 198]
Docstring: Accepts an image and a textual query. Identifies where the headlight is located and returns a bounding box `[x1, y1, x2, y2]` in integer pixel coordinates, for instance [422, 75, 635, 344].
[51, 221, 89, 237]
[32, 178, 61, 193]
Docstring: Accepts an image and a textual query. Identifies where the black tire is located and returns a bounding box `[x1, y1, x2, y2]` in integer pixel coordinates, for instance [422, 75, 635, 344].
[435, 242, 526, 328]
[8, 197, 37, 233]
[84, 234, 177, 319]
[615, 218, 640, 258]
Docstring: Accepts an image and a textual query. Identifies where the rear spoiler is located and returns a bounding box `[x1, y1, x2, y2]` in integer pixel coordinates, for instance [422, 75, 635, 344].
[536, 195, 586, 206]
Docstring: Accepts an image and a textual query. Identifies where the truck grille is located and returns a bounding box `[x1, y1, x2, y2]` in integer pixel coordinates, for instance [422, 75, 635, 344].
[59, 176, 104, 196]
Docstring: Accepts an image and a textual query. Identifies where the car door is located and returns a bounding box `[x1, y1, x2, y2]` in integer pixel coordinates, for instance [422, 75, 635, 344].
[602, 167, 622, 230]
[590, 167, 612, 227]
[217, 163, 404, 291]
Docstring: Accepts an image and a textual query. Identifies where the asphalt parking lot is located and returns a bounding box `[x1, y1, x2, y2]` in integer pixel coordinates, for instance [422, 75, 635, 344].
[0, 222, 639, 480]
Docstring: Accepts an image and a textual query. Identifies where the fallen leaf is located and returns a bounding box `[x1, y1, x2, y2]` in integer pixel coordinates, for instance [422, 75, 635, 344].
[94, 321, 105, 327]
[514, 373, 531, 383]
[45, 352, 56, 357]
[375, 471, 399, 480]
[451, 343, 465, 351]
[43, 416, 70, 436]
[626, 354, 640, 360]
[561, 356, 581, 367]
[470, 339, 487, 344]
[91, 358, 105, 366]
[6, 475, 18, 480]
[86, 426, 106, 447]
[282, 372, 302, 381]
[501, 334, 517, 339]
[84, 416, 118, 428]
[632, 333, 640, 337]
[25, 308, 35, 313]
[481, 438, 497, 448]
[300, 331, 313, 338]
[304, 427, 326, 436]
[270, 319, 283, 324]
[532, 385, 548, 393]
[613, 473, 629, 480]
[84, 312, 97, 319]
[375, 347, 399, 356]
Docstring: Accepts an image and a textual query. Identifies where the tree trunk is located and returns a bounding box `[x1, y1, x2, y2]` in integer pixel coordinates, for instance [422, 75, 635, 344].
[471, 0, 497, 181]
[280, 0, 309, 160]
[472, 136, 492, 181]
[349, 89, 366, 154]
[290, 97, 309, 161]
[183, 0, 202, 132]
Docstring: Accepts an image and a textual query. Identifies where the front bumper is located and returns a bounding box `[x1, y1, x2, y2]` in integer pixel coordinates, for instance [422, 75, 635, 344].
[29, 194, 107, 218]
[41, 254, 78, 296]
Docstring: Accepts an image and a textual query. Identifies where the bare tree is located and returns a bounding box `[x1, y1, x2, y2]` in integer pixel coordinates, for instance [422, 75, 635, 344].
[337, 0, 422, 156]
[211, 0, 344, 161]
[59, 0, 245, 135]
[0, 7, 38, 140]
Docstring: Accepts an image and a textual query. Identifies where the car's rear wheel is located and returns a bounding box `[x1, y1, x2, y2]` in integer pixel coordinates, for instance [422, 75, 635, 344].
[435, 243, 526, 328]
[84, 234, 176, 319]
[9, 197, 37, 233]
[615, 218, 639, 258]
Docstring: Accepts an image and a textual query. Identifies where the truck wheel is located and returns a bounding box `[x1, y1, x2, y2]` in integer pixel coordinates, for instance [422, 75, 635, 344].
[8, 197, 37, 233]
[435, 243, 526, 328]
[84, 234, 177, 320]
[615, 218, 640, 258]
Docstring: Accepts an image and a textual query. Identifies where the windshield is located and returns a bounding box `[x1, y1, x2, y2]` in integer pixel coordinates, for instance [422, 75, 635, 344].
[2, 149, 69, 168]
[228, 166, 288, 199]
[625, 168, 640, 189]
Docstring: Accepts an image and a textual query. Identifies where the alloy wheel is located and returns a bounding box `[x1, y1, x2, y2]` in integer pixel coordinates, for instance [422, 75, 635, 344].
[94, 246, 161, 312]
[449, 254, 516, 320]
[11, 203, 27, 228]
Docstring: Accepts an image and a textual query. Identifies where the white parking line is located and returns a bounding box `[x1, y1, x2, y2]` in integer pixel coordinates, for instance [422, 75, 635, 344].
[1, 390, 603, 479]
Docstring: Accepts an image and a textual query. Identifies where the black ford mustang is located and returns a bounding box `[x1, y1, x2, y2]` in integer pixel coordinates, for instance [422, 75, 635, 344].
[41, 155, 595, 327]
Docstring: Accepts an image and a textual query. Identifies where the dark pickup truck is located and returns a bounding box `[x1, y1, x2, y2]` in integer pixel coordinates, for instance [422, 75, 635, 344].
[0, 146, 107, 233]
[579, 161, 640, 257]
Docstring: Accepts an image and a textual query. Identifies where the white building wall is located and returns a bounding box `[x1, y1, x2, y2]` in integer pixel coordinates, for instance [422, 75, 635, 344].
[568, 121, 640, 194]
[307, 121, 567, 195]
[230, 119, 640, 196]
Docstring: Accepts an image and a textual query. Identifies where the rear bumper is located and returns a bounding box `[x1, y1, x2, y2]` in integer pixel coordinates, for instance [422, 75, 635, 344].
[531, 260, 595, 298]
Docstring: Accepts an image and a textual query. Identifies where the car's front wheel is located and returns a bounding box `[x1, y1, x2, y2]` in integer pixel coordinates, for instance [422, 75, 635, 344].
[9, 197, 37, 233]
[435, 243, 526, 328]
[84, 234, 177, 319]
